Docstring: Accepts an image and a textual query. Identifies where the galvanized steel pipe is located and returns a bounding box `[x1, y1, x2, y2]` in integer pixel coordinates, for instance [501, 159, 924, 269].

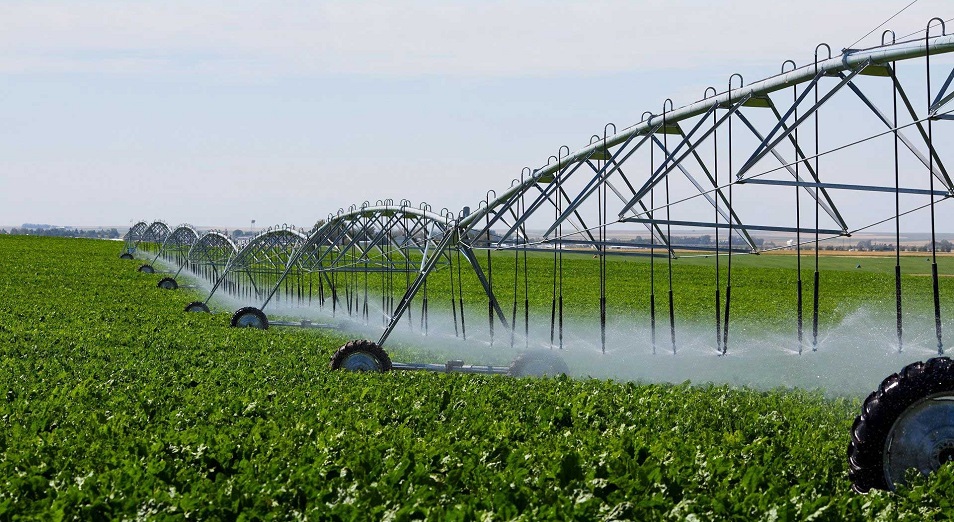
[461, 34, 954, 230]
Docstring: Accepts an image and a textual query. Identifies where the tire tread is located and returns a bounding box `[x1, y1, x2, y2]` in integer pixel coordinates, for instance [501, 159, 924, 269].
[230, 307, 269, 329]
[329, 340, 392, 372]
[848, 356, 954, 492]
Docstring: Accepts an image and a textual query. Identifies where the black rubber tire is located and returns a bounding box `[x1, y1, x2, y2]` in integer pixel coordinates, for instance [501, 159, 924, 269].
[508, 350, 570, 378]
[848, 357, 954, 492]
[230, 307, 269, 329]
[184, 301, 211, 313]
[119, 253, 134, 260]
[329, 340, 392, 372]
[157, 277, 178, 290]
[137, 264, 155, 274]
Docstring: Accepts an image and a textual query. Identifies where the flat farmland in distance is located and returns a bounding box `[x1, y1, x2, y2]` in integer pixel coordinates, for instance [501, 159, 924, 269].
[413, 245, 954, 337]
[3, 235, 954, 518]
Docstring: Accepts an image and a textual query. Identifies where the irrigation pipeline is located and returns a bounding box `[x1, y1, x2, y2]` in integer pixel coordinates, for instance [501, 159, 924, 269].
[142, 27, 954, 359]
[614, 107, 954, 226]
[457, 34, 954, 234]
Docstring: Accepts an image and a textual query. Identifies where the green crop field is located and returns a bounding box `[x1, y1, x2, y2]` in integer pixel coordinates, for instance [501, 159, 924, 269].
[239, 242, 954, 343]
[434, 247, 954, 333]
[3, 235, 954, 519]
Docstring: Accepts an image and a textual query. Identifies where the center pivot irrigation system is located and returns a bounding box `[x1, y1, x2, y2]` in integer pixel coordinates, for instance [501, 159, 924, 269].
[121, 21, 954, 492]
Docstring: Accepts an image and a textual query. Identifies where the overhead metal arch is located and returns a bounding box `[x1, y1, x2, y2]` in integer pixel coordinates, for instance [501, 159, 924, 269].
[124, 221, 149, 242]
[138, 221, 171, 257]
[461, 34, 954, 228]
[143, 221, 170, 241]
[154, 224, 200, 267]
[136, 224, 202, 285]
[150, 23, 954, 358]
[260, 204, 480, 321]
[202, 225, 310, 305]
[372, 30, 954, 352]
[169, 224, 200, 242]
[121, 221, 150, 256]
[292, 204, 456, 274]
[187, 231, 239, 287]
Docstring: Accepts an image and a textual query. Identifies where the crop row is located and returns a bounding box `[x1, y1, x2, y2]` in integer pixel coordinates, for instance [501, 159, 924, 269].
[2, 235, 953, 518]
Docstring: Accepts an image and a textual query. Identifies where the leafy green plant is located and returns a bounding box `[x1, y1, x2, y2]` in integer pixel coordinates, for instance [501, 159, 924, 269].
[1, 236, 952, 519]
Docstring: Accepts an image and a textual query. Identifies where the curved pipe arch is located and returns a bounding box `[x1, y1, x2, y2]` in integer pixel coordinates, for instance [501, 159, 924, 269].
[165, 224, 200, 247]
[142, 221, 171, 244]
[122, 221, 150, 255]
[295, 205, 453, 264]
[250, 204, 459, 312]
[456, 33, 954, 232]
[227, 227, 309, 270]
[153, 224, 201, 266]
[124, 221, 149, 242]
[187, 231, 239, 266]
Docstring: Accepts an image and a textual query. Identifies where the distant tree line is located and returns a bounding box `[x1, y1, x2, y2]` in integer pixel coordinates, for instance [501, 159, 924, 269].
[2, 227, 121, 239]
[846, 239, 953, 252]
[625, 235, 953, 253]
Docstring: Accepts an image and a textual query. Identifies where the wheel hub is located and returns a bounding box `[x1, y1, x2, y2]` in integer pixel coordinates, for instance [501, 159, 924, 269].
[934, 440, 954, 465]
[185, 302, 210, 313]
[340, 352, 382, 372]
[885, 395, 954, 486]
[236, 314, 264, 328]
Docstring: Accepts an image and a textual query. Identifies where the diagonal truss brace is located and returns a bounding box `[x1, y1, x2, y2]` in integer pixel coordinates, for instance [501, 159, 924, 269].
[737, 70, 825, 177]
[931, 66, 954, 114]
[542, 125, 660, 238]
[529, 183, 605, 248]
[734, 110, 847, 231]
[600, 174, 674, 253]
[737, 61, 869, 179]
[378, 229, 509, 347]
[842, 68, 954, 192]
[620, 95, 751, 217]
[649, 134, 759, 251]
[488, 157, 593, 242]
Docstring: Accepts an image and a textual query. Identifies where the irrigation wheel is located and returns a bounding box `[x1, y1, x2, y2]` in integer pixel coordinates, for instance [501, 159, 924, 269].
[157, 277, 178, 290]
[119, 252, 133, 260]
[230, 307, 269, 329]
[329, 340, 392, 372]
[849, 357, 954, 492]
[184, 301, 210, 313]
[508, 350, 570, 377]
[137, 264, 155, 273]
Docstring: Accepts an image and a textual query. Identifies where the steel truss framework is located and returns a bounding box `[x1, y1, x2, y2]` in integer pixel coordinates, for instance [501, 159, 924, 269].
[377, 29, 954, 355]
[195, 204, 495, 325]
[201, 225, 311, 305]
[154, 26, 954, 356]
[140, 221, 170, 257]
[186, 231, 238, 287]
[122, 220, 170, 258]
[122, 221, 149, 255]
[153, 224, 199, 269]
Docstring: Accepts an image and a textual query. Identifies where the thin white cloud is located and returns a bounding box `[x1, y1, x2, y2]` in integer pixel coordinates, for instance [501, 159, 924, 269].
[1, 0, 951, 78]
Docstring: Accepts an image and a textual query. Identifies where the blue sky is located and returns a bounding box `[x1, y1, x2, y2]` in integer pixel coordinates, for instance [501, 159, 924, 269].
[1, 0, 952, 230]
